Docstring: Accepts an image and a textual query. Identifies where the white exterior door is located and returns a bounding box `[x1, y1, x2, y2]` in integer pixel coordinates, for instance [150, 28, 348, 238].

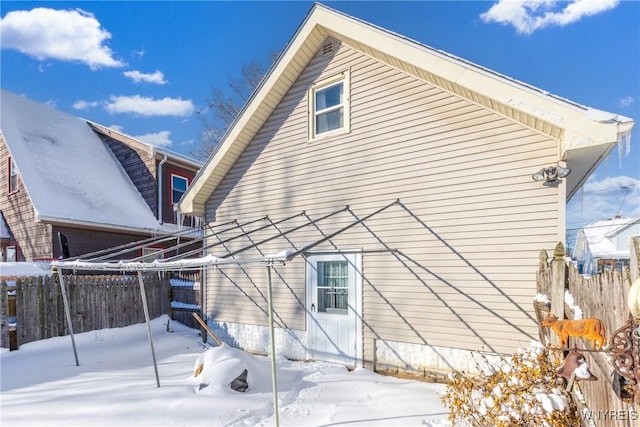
[306, 253, 362, 366]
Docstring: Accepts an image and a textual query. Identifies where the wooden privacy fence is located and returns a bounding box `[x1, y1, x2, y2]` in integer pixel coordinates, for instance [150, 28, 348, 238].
[537, 241, 639, 427]
[0, 274, 171, 349]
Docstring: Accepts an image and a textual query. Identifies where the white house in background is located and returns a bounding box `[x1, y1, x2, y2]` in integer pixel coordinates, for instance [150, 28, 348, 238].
[176, 4, 634, 377]
[573, 216, 640, 275]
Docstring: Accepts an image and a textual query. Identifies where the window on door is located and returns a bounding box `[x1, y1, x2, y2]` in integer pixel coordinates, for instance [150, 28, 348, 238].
[317, 260, 349, 314]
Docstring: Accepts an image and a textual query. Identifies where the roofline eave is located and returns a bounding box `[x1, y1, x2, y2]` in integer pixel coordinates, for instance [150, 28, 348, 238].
[177, 3, 635, 213]
[87, 120, 203, 168]
[179, 4, 324, 214]
[36, 215, 166, 236]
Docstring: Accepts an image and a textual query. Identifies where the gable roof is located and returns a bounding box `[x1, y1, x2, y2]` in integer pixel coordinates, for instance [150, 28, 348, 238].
[87, 121, 203, 169]
[177, 3, 634, 217]
[0, 89, 161, 232]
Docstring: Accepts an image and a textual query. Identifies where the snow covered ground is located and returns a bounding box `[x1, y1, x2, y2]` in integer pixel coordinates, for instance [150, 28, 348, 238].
[0, 315, 450, 426]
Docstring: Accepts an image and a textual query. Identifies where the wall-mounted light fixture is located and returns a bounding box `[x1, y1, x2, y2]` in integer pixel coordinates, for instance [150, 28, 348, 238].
[532, 165, 571, 183]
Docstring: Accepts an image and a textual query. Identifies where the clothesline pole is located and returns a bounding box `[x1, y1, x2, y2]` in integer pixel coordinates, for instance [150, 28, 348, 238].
[56, 268, 79, 367]
[137, 271, 160, 387]
[266, 265, 280, 427]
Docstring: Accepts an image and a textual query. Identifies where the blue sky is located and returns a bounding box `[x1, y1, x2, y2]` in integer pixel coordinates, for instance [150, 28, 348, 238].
[1, 0, 639, 241]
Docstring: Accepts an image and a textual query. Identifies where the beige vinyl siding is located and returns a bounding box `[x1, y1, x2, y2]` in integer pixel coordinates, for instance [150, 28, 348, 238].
[204, 226, 307, 329]
[204, 41, 559, 356]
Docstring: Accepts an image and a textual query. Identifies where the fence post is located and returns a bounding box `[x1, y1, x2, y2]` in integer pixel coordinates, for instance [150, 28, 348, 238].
[631, 236, 639, 282]
[1, 281, 7, 350]
[535, 249, 550, 343]
[550, 242, 567, 346]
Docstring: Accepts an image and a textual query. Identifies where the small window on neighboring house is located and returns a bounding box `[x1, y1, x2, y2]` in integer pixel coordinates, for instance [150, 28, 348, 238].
[141, 247, 163, 262]
[8, 158, 18, 193]
[171, 174, 189, 204]
[309, 72, 350, 140]
[6, 246, 16, 262]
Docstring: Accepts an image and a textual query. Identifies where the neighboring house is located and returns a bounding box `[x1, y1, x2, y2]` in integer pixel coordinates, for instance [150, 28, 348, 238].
[573, 216, 640, 276]
[0, 89, 202, 262]
[87, 121, 202, 228]
[175, 4, 634, 375]
[0, 211, 15, 262]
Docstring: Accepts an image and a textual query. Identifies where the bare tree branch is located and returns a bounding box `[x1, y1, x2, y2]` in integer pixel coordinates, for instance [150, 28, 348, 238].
[192, 53, 278, 161]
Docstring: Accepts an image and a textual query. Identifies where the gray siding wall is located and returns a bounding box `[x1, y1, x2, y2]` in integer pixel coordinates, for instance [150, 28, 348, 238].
[204, 41, 560, 358]
[99, 134, 157, 216]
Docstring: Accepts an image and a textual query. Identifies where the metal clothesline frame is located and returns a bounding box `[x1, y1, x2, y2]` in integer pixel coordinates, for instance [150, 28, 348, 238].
[50, 200, 401, 426]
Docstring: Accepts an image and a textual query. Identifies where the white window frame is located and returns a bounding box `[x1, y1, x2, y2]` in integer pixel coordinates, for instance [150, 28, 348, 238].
[6, 246, 16, 262]
[316, 259, 350, 314]
[170, 174, 189, 205]
[308, 71, 350, 141]
[8, 157, 18, 193]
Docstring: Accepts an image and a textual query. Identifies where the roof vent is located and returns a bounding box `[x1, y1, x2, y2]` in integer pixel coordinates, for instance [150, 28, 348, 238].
[322, 40, 335, 56]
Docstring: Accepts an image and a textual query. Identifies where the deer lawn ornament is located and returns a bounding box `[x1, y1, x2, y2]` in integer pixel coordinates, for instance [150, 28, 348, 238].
[540, 313, 606, 350]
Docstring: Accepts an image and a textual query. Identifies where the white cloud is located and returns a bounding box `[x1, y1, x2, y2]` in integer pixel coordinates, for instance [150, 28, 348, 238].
[620, 96, 634, 108]
[37, 63, 53, 73]
[104, 95, 194, 117]
[73, 99, 99, 110]
[0, 7, 125, 69]
[124, 70, 167, 85]
[134, 130, 173, 147]
[107, 124, 125, 133]
[480, 0, 619, 35]
[568, 174, 640, 225]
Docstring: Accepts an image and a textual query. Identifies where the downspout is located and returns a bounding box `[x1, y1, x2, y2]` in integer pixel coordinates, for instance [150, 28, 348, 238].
[157, 155, 168, 223]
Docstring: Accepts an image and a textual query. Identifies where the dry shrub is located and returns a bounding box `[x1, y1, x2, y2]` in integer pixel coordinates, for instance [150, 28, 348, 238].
[441, 342, 580, 426]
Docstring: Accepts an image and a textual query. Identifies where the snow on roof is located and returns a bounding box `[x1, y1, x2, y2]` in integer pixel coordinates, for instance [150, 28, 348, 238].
[582, 216, 640, 258]
[0, 90, 161, 232]
[0, 261, 51, 277]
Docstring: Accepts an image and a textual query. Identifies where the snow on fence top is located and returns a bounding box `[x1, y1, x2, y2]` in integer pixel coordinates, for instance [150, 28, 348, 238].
[170, 301, 200, 311]
[170, 278, 200, 289]
[0, 262, 52, 277]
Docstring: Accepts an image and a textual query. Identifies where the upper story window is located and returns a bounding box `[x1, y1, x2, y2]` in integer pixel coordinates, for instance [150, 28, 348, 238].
[141, 247, 164, 262]
[309, 71, 350, 140]
[171, 174, 189, 204]
[8, 157, 18, 193]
